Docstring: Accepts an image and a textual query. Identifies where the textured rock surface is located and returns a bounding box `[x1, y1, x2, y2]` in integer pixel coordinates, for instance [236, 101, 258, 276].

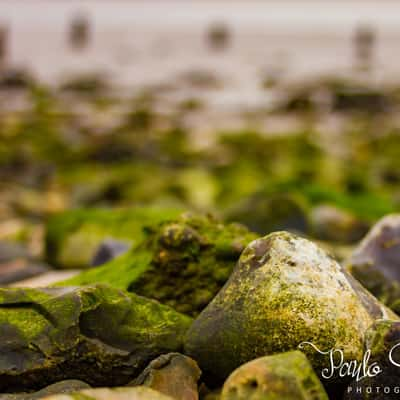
[130, 353, 201, 400]
[61, 213, 256, 316]
[348, 214, 400, 312]
[42, 386, 173, 400]
[185, 232, 391, 383]
[0, 380, 90, 400]
[0, 284, 191, 392]
[221, 351, 328, 400]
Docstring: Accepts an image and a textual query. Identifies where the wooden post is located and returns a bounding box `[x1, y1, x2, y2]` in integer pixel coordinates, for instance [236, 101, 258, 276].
[69, 14, 90, 50]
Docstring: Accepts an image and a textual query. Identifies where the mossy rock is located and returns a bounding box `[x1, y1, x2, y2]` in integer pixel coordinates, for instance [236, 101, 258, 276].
[59, 213, 257, 316]
[347, 214, 400, 312]
[185, 232, 392, 384]
[221, 351, 328, 400]
[129, 353, 201, 400]
[0, 284, 191, 392]
[45, 207, 183, 269]
[42, 386, 173, 400]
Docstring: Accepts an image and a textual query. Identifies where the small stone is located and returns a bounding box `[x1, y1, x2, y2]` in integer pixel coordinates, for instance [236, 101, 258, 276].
[42, 386, 173, 400]
[130, 353, 201, 400]
[221, 351, 328, 400]
[91, 238, 130, 266]
[0, 380, 90, 400]
[185, 232, 391, 384]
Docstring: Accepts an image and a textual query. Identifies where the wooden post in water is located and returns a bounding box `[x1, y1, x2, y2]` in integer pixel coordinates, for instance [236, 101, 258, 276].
[207, 22, 230, 51]
[69, 14, 90, 50]
[354, 24, 375, 72]
[0, 24, 8, 70]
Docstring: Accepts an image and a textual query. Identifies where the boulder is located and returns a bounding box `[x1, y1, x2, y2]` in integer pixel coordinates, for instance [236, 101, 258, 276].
[185, 232, 392, 383]
[0, 284, 191, 392]
[60, 213, 256, 316]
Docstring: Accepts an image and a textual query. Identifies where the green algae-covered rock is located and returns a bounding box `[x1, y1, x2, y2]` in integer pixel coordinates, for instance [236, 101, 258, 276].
[347, 214, 400, 312]
[185, 232, 391, 383]
[0, 284, 192, 392]
[42, 387, 173, 400]
[130, 353, 201, 400]
[221, 351, 328, 400]
[45, 207, 183, 269]
[60, 213, 257, 316]
[0, 380, 90, 400]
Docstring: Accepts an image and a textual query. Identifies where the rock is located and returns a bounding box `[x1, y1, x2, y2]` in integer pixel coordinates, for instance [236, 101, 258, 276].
[130, 353, 201, 400]
[0, 284, 191, 392]
[347, 214, 400, 312]
[45, 207, 183, 269]
[0, 258, 49, 285]
[0, 380, 90, 400]
[220, 351, 328, 400]
[60, 213, 256, 316]
[0, 241, 29, 262]
[311, 205, 369, 244]
[42, 387, 173, 400]
[185, 232, 391, 384]
[0, 241, 49, 285]
[10, 270, 80, 288]
[225, 192, 309, 235]
[91, 238, 130, 266]
[343, 320, 400, 400]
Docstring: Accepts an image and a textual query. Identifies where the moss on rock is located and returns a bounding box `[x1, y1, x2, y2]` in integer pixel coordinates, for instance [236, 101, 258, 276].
[60, 213, 257, 316]
[221, 351, 328, 400]
[45, 207, 183, 269]
[0, 284, 191, 392]
[185, 232, 391, 384]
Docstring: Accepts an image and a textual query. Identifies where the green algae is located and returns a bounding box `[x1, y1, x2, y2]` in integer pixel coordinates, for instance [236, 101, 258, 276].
[45, 207, 183, 269]
[59, 213, 257, 316]
[221, 351, 328, 400]
[0, 284, 191, 392]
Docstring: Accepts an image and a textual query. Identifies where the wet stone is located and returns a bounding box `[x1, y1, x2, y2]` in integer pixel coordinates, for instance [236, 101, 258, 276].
[221, 351, 328, 400]
[130, 353, 201, 400]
